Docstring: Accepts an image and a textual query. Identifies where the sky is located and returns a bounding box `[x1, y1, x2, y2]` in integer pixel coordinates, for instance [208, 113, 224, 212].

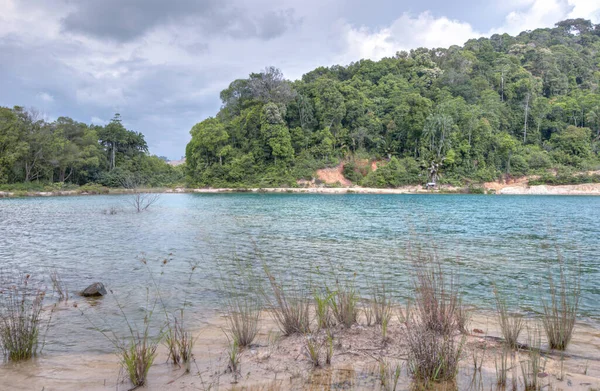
[1, 0, 600, 159]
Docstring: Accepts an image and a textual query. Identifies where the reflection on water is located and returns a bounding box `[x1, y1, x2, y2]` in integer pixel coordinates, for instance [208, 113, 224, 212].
[0, 193, 599, 356]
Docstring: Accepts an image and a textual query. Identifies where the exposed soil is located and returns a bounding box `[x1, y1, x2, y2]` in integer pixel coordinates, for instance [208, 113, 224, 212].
[315, 165, 352, 186]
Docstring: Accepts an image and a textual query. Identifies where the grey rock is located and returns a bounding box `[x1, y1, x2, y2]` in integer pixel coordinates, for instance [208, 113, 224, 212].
[81, 282, 107, 297]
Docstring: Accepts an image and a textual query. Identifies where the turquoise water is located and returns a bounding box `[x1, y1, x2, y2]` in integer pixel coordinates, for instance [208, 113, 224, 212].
[0, 193, 598, 353]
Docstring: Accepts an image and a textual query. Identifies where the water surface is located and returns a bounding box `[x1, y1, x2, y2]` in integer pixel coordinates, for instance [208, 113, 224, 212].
[0, 193, 598, 354]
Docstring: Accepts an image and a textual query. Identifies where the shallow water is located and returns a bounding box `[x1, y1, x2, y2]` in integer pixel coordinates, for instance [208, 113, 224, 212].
[0, 193, 599, 356]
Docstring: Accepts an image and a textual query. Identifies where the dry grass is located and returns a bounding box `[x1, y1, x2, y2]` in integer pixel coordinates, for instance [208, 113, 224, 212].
[412, 253, 460, 335]
[494, 286, 524, 349]
[455, 299, 471, 335]
[0, 275, 46, 361]
[520, 329, 545, 390]
[226, 295, 260, 347]
[541, 259, 580, 350]
[262, 266, 310, 335]
[405, 320, 463, 384]
[49, 269, 68, 301]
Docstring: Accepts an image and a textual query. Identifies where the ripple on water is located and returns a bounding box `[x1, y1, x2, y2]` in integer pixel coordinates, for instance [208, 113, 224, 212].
[0, 193, 598, 354]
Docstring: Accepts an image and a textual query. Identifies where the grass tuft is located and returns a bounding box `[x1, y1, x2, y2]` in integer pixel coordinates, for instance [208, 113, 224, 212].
[411, 251, 461, 335]
[494, 286, 524, 349]
[262, 265, 310, 335]
[330, 278, 359, 328]
[405, 321, 463, 384]
[226, 295, 260, 348]
[541, 258, 580, 351]
[0, 275, 46, 361]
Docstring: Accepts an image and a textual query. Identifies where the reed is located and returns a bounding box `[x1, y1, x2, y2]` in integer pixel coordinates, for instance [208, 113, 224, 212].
[379, 360, 402, 391]
[405, 320, 463, 383]
[0, 275, 46, 361]
[541, 259, 580, 350]
[520, 329, 545, 391]
[330, 278, 359, 328]
[494, 286, 524, 349]
[49, 269, 68, 301]
[412, 254, 460, 335]
[495, 347, 509, 387]
[262, 265, 310, 335]
[226, 294, 260, 347]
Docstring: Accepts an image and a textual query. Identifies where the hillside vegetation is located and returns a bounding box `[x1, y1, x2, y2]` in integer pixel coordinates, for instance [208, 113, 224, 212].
[186, 19, 600, 188]
[0, 111, 183, 190]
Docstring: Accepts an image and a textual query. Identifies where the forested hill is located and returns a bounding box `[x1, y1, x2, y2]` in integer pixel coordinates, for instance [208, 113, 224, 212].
[186, 19, 600, 188]
[0, 111, 182, 189]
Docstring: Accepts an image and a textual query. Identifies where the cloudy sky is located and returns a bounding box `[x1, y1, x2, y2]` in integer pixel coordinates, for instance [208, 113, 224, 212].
[1, 0, 600, 159]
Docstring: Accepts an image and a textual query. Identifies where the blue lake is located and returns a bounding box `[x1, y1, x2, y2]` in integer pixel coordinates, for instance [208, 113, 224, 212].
[0, 193, 598, 354]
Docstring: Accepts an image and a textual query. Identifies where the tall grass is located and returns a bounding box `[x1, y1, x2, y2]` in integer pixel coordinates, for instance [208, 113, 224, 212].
[164, 312, 194, 368]
[226, 335, 241, 384]
[405, 321, 463, 384]
[494, 347, 509, 387]
[313, 288, 335, 330]
[226, 295, 260, 347]
[541, 259, 580, 350]
[411, 252, 460, 335]
[262, 265, 310, 335]
[494, 286, 524, 349]
[379, 360, 402, 391]
[365, 282, 392, 328]
[0, 275, 46, 361]
[49, 269, 68, 301]
[520, 329, 545, 391]
[330, 278, 359, 328]
[114, 290, 159, 387]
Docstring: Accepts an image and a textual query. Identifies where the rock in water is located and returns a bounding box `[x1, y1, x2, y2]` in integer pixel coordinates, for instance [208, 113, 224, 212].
[81, 282, 107, 297]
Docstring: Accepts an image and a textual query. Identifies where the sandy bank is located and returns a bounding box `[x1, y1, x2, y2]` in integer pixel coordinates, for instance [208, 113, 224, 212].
[2, 182, 600, 198]
[1, 309, 600, 390]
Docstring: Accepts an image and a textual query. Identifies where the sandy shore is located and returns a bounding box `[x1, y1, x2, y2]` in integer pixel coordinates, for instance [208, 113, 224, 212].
[1, 309, 599, 390]
[189, 183, 600, 195]
[2, 182, 600, 198]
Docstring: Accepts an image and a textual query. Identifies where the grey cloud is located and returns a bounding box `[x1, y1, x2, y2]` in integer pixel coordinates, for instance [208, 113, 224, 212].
[61, 0, 300, 42]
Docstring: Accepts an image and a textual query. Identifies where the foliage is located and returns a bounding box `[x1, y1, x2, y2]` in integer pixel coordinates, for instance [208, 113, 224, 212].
[185, 19, 600, 187]
[0, 109, 182, 188]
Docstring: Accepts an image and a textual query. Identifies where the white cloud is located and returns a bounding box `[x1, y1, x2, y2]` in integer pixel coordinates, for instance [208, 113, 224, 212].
[1, 0, 600, 158]
[36, 92, 54, 102]
[90, 116, 107, 125]
[568, 0, 600, 22]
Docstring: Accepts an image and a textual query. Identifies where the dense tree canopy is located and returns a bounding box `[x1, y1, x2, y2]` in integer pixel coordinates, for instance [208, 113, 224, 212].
[0, 109, 182, 187]
[186, 19, 600, 188]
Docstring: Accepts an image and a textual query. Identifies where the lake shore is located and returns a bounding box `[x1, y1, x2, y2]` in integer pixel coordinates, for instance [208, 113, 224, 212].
[2, 182, 600, 198]
[1, 309, 599, 390]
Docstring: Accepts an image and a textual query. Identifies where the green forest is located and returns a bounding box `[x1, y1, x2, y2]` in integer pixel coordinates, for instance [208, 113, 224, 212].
[2, 19, 600, 191]
[186, 19, 600, 188]
[0, 110, 182, 190]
